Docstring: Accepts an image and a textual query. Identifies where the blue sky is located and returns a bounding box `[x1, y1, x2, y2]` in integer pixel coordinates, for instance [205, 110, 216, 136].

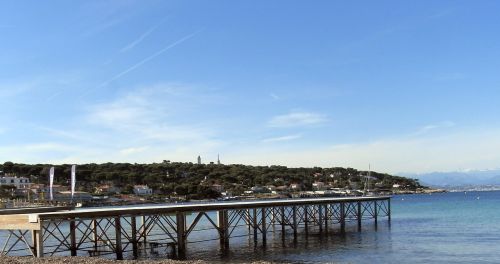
[1, 0, 500, 174]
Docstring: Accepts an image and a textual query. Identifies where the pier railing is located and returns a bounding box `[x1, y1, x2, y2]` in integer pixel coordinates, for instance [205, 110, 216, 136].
[0, 196, 390, 259]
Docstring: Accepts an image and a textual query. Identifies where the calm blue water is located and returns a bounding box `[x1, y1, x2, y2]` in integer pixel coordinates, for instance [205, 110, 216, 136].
[188, 191, 500, 263]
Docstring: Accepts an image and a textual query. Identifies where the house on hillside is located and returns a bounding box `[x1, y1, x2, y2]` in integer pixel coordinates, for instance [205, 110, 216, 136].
[133, 185, 153, 196]
[290, 183, 303, 191]
[0, 175, 32, 189]
[251, 186, 271, 194]
[210, 184, 224, 193]
[312, 181, 326, 190]
[95, 184, 122, 195]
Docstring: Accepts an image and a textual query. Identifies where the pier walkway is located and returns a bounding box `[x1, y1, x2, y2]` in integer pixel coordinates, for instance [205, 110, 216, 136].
[0, 196, 390, 259]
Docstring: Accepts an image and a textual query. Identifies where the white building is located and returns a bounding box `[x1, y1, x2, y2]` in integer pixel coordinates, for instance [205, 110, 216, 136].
[133, 185, 153, 196]
[312, 181, 326, 190]
[0, 175, 32, 189]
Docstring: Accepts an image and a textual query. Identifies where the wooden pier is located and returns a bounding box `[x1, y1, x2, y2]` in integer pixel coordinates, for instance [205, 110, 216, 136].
[0, 196, 390, 259]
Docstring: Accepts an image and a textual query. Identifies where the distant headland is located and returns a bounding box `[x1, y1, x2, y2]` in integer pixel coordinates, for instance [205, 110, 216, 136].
[0, 160, 439, 207]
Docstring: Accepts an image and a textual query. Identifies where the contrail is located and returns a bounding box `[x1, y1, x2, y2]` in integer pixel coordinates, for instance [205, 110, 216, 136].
[101, 30, 200, 87]
[119, 26, 157, 53]
[81, 30, 201, 98]
[120, 18, 168, 53]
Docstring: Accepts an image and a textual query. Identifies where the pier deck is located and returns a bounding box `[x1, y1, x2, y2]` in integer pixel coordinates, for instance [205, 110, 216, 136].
[0, 196, 390, 259]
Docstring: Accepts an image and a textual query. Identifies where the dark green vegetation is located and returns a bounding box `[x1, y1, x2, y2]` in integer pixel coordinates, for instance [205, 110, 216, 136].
[1, 161, 423, 199]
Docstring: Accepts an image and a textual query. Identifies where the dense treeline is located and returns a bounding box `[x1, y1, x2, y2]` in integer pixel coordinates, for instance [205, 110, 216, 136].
[0, 161, 423, 198]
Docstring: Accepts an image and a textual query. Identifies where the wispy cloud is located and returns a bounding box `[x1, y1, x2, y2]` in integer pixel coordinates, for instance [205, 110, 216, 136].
[261, 134, 302, 143]
[120, 146, 149, 155]
[413, 121, 455, 136]
[270, 93, 280, 100]
[81, 18, 124, 38]
[120, 19, 167, 52]
[85, 82, 217, 142]
[0, 79, 40, 98]
[268, 111, 327, 128]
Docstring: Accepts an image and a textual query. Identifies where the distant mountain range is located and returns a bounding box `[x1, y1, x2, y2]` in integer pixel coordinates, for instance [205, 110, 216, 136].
[401, 169, 500, 187]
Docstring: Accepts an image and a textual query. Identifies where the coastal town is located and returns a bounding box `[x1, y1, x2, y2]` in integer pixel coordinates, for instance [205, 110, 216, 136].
[0, 159, 442, 208]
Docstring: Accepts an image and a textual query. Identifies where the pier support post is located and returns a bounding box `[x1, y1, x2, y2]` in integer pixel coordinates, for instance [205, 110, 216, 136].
[91, 219, 98, 251]
[280, 206, 285, 240]
[246, 209, 251, 235]
[70, 219, 77, 256]
[340, 203, 346, 234]
[271, 207, 276, 225]
[131, 216, 138, 259]
[324, 205, 328, 232]
[34, 229, 43, 258]
[357, 202, 362, 231]
[292, 206, 298, 240]
[388, 199, 391, 222]
[114, 217, 123, 260]
[176, 212, 186, 259]
[253, 208, 258, 244]
[318, 205, 323, 233]
[374, 201, 378, 226]
[31, 230, 37, 257]
[261, 208, 267, 245]
[217, 210, 229, 249]
[141, 216, 147, 245]
[304, 205, 309, 235]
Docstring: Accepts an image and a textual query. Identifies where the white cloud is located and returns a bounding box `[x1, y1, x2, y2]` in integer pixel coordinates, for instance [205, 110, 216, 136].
[224, 127, 500, 174]
[0, 142, 78, 163]
[86, 84, 216, 142]
[119, 146, 149, 155]
[268, 111, 327, 128]
[261, 134, 302, 143]
[0, 82, 227, 165]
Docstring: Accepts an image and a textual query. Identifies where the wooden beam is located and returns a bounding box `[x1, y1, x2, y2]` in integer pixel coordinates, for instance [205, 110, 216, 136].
[0, 215, 41, 230]
[32, 197, 392, 220]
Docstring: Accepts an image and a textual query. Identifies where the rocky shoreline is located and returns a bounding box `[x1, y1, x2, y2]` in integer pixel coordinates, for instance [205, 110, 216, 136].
[0, 257, 273, 264]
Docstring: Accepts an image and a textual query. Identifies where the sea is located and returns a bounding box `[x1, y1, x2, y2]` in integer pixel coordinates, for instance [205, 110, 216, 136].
[2, 191, 500, 263]
[188, 191, 500, 263]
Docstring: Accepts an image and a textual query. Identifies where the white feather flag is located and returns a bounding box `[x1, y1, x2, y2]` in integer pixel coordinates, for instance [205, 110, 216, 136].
[49, 167, 54, 201]
[71, 165, 76, 200]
